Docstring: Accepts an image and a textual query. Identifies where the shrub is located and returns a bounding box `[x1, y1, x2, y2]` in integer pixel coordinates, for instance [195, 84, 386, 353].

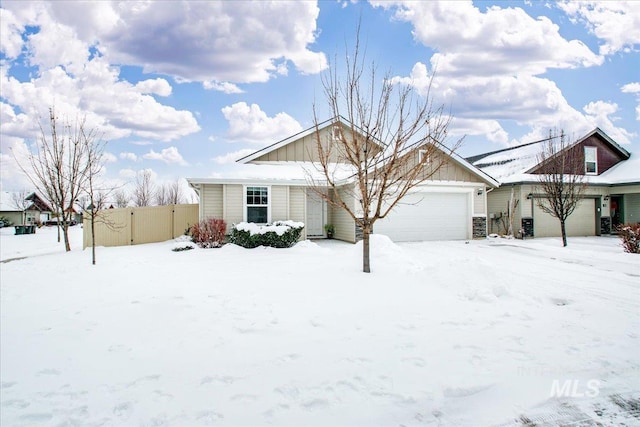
[172, 244, 194, 252]
[228, 221, 304, 249]
[189, 218, 227, 248]
[617, 223, 640, 254]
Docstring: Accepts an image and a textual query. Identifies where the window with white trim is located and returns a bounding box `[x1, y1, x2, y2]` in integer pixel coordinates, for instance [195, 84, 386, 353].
[418, 149, 431, 164]
[246, 186, 269, 223]
[584, 146, 597, 174]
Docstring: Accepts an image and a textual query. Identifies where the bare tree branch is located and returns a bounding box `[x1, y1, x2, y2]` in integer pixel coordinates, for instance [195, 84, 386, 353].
[308, 29, 461, 272]
[535, 130, 588, 247]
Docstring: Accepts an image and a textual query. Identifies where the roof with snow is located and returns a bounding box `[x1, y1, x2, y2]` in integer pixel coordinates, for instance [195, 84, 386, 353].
[468, 128, 638, 186]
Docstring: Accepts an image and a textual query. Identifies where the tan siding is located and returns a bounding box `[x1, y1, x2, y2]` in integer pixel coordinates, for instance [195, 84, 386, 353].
[224, 184, 244, 224]
[613, 184, 640, 194]
[252, 124, 381, 164]
[473, 189, 486, 215]
[271, 186, 288, 221]
[624, 193, 640, 223]
[289, 186, 306, 240]
[333, 185, 356, 243]
[486, 186, 524, 235]
[202, 184, 223, 219]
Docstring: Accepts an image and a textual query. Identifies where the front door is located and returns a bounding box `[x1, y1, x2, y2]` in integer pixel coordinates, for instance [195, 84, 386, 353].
[306, 191, 325, 237]
[610, 195, 623, 231]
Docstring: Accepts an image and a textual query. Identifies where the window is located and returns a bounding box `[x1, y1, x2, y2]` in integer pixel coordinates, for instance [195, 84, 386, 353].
[246, 186, 269, 223]
[584, 146, 597, 174]
[418, 149, 431, 164]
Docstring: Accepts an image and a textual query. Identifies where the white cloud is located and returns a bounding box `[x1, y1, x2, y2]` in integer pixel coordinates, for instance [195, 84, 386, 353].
[583, 101, 635, 144]
[374, 2, 639, 146]
[118, 168, 137, 179]
[203, 81, 244, 94]
[143, 146, 188, 166]
[621, 82, 640, 94]
[221, 102, 303, 144]
[120, 152, 138, 162]
[0, 136, 33, 191]
[0, 3, 200, 143]
[0, 8, 24, 59]
[212, 149, 256, 164]
[372, 1, 602, 76]
[557, 1, 640, 55]
[135, 78, 172, 97]
[103, 152, 117, 163]
[6, 1, 328, 84]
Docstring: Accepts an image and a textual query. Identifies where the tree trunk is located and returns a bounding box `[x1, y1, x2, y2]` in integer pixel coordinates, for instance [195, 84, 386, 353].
[362, 228, 371, 273]
[560, 219, 567, 247]
[91, 212, 96, 265]
[62, 224, 71, 251]
[56, 221, 61, 242]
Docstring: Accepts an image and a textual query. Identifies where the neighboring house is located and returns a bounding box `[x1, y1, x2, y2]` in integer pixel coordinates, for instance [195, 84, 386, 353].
[188, 117, 499, 243]
[0, 191, 53, 225]
[468, 128, 640, 238]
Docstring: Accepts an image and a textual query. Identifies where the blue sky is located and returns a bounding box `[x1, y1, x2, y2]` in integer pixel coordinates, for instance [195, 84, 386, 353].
[1, 1, 638, 194]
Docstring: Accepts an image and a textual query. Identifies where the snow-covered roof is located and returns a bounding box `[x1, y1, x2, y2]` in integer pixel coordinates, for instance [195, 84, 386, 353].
[188, 162, 359, 187]
[468, 129, 638, 186]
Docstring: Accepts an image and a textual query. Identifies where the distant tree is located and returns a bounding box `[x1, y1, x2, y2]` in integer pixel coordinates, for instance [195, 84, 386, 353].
[11, 189, 31, 224]
[535, 130, 588, 247]
[132, 170, 155, 207]
[15, 108, 91, 251]
[113, 189, 130, 208]
[310, 30, 459, 273]
[156, 179, 185, 206]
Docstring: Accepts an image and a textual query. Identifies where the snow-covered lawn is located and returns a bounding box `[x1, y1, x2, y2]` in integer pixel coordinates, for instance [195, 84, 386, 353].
[1, 226, 638, 426]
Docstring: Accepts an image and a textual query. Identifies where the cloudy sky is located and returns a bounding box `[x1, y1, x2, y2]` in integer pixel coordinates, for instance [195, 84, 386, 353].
[1, 1, 638, 193]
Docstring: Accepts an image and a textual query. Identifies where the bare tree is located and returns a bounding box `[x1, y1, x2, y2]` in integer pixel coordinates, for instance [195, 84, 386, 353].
[11, 189, 31, 224]
[310, 32, 459, 273]
[15, 108, 90, 251]
[535, 130, 588, 247]
[156, 179, 185, 206]
[113, 189, 130, 208]
[155, 183, 171, 206]
[132, 170, 155, 207]
[83, 129, 108, 265]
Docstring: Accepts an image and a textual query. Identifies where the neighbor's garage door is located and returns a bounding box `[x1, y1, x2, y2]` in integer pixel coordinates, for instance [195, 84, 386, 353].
[533, 198, 595, 237]
[375, 192, 470, 241]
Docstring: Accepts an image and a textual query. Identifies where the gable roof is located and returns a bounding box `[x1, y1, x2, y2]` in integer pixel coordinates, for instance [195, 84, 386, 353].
[468, 128, 635, 185]
[236, 116, 384, 164]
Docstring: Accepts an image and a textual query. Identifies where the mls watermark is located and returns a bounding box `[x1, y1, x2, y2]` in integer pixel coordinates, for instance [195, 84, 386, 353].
[549, 379, 600, 398]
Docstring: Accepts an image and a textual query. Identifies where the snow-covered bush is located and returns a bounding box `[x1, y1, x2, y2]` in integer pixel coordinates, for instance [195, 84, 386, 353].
[189, 218, 227, 248]
[617, 223, 640, 254]
[228, 221, 304, 248]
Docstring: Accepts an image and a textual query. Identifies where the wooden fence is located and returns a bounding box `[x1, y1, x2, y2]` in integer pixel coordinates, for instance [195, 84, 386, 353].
[82, 204, 199, 249]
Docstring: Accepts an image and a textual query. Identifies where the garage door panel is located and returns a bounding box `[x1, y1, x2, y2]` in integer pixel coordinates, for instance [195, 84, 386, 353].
[375, 192, 470, 241]
[533, 198, 595, 237]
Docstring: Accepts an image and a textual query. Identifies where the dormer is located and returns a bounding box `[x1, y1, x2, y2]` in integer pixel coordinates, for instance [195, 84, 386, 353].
[527, 128, 630, 176]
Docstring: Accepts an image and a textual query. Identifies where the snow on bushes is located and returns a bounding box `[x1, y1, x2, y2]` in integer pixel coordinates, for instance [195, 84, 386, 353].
[189, 218, 227, 248]
[617, 223, 640, 254]
[228, 221, 304, 248]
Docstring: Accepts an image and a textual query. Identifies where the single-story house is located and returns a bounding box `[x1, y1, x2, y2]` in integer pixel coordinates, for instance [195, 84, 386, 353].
[188, 117, 499, 243]
[0, 191, 53, 225]
[467, 128, 640, 237]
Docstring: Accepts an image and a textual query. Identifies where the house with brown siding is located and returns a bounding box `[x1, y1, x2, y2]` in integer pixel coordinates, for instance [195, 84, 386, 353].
[468, 128, 640, 238]
[188, 117, 499, 243]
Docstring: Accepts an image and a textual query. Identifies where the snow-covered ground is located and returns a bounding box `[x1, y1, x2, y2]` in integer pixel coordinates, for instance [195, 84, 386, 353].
[1, 226, 638, 426]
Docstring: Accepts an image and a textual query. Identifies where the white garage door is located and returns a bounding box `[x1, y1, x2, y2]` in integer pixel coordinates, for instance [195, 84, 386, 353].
[375, 192, 470, 241]
[533, 198, 595, 237]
